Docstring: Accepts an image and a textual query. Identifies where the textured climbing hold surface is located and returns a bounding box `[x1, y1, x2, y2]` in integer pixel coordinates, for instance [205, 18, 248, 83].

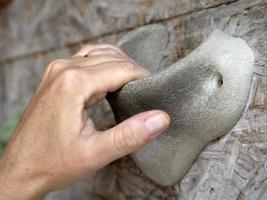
[107, 25, 254, 186]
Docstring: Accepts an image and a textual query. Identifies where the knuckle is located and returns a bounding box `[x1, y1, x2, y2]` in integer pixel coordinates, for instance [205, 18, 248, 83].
[46, 59, 69, 76]
[60, 69, 79, 82]
[85, 81, 103, 101]
[56, 69, 80, 90]
[48, 59, 68, 71]
[113, 124, 142, 154]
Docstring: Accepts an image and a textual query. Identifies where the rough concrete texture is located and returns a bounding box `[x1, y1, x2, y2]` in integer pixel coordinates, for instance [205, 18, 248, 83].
[107, 25, 254, 186]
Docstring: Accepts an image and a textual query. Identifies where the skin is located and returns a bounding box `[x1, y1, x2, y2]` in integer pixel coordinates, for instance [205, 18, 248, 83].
[0, 44, 170, 200]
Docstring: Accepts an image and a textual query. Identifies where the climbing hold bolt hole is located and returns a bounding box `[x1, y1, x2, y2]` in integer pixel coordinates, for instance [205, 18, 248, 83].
[209, 187, 215, 193]
[219, 78, 223, 86]
[212, 73, 223, 89]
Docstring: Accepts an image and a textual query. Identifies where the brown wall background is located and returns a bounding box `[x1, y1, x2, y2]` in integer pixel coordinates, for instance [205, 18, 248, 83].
[1, 0, 267, 199]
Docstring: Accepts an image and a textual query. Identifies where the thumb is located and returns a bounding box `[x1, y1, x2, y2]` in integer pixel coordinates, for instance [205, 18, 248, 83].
[91, 110, 170, 169]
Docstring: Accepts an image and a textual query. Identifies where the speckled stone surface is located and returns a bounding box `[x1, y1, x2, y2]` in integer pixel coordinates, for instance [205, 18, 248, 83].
[107, 25, 254, 186]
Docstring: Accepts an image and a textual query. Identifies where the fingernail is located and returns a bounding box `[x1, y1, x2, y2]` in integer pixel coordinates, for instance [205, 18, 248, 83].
[144, 113, 169, 137]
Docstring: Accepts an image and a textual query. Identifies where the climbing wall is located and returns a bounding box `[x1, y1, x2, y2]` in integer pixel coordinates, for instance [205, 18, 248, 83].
[1, 0, 267, 199]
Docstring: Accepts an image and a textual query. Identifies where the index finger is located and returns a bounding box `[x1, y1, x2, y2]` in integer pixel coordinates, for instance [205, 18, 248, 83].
[79, 60, 151, 107]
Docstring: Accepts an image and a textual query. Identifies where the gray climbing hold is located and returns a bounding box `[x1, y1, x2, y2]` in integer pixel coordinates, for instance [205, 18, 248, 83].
[107, 25, 254, 186]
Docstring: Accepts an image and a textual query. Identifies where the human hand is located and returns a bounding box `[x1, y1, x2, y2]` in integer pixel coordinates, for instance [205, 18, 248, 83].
[0, 44, 170, 200]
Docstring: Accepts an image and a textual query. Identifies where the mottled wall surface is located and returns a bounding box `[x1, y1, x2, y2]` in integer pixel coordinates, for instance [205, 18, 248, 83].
[1, 0, 267, 199]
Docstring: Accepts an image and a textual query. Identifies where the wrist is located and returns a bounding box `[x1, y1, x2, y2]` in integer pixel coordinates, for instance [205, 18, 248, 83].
[0, 157, 49, 200]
